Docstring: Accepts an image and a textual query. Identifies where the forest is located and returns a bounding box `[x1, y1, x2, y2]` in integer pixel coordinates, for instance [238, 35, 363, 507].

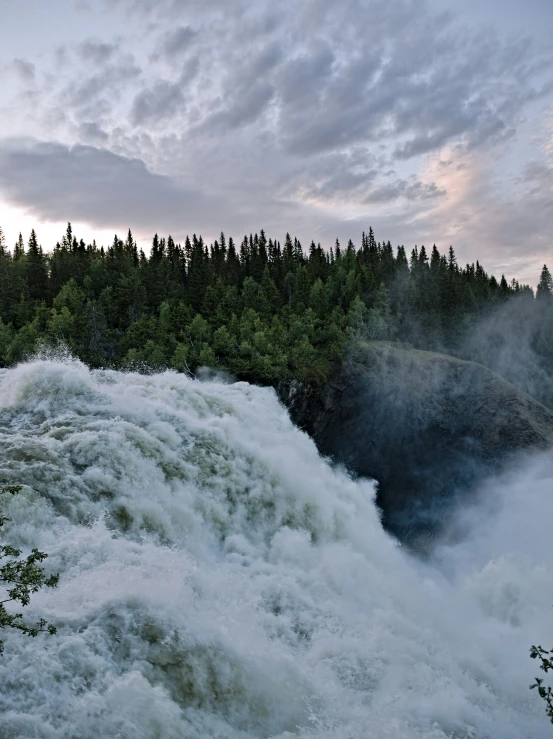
[0, 222, 552, 385]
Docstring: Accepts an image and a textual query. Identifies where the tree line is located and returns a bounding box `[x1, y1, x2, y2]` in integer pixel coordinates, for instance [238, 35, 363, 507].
[0, 223, 551, 384]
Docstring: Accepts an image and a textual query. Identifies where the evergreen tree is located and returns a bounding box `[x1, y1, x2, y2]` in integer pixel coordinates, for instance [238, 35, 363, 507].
[14, 233, 25, 261]
[25, 229, 48, 304]
[0, 227, 14, 321]
[448, 246, 457, 272]
[537, 265, 553, 301]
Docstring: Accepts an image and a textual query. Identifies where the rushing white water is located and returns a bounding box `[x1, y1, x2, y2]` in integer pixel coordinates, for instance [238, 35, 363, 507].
[0, 357, 551, 738]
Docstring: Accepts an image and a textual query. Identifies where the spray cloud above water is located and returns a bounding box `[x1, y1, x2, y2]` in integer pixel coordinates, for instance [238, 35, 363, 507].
[0, 356, 551, 738]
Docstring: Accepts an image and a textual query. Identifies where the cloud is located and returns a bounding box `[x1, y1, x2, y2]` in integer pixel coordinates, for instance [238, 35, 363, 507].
[0, 139, 209, 232]
[364, 179, 446, 204]
[198, 81, 275, 133]
[148, 25, 198, 64]
[78, 121, 109, 144]
[11, 59, 35, 82]
[273, 9, 549, 159]
[27, 1, 553, 163]
[274, 147, 444, 207]
[162, 26, 197, 57]
[91, 0, 552, 160]
[130, 80, 186, 125]
[402, 147, 553, 283]
[78, 39, 118, 65]
[62, 56, 142, 118]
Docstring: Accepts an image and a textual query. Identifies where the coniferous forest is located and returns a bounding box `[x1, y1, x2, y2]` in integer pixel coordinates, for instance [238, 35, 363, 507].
[0, 222, 552, 386]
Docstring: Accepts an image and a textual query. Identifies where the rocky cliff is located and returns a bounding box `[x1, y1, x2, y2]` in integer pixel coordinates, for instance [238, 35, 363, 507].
[278, 341, 553, 549]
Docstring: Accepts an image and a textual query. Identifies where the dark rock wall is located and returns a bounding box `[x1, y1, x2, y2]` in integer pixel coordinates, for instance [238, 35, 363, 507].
[278, 342, 553, 549]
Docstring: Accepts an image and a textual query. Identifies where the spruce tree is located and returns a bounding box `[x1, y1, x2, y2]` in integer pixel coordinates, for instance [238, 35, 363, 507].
[14, 233, 25, 260]
[537, 265, 553, 301]
[448, 246, 457, 272]
[0, 227, 14, 321]
[25, 229, 48, 304]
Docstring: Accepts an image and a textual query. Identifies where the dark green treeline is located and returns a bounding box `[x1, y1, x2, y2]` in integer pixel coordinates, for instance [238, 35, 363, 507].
[0, 222, 550, 384]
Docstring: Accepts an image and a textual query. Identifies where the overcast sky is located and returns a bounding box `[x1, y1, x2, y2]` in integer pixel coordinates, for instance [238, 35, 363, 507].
[1, 0, 552, 284]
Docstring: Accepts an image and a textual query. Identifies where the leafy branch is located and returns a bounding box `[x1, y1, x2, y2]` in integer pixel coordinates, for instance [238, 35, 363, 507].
[530, 645, 553, 723]
[0, 485, 59, 655]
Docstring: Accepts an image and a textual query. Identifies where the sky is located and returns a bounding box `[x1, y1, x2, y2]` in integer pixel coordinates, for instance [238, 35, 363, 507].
[0, 0, 552, 285]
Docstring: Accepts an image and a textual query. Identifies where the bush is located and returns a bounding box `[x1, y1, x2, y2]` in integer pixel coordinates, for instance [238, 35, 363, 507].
[0, 486, 58, 654]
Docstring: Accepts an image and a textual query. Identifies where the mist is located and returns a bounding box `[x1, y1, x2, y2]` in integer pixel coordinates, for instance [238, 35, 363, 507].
[282, 336, 553, 555]
[460, 293, 553, 409]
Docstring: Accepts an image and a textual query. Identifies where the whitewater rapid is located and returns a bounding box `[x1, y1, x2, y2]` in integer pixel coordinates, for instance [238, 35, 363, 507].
[0, 358, 551, 738]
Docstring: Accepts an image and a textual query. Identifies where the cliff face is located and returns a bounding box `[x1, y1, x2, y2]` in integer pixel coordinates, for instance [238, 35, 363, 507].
[278, 342, 553, 549]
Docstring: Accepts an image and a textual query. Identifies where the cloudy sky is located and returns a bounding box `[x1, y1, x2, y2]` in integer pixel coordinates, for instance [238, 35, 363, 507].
[1, 0, 552, 284]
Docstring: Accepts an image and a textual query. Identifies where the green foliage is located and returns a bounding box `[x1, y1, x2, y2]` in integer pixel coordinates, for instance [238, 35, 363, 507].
[0, 221, 548, 386]
[530, 645, 553, 723]
[171, 343, 191, 374]
[0, 319, 15, 365]
[0, 486, 59, 655]
[6, 323, 38, 364]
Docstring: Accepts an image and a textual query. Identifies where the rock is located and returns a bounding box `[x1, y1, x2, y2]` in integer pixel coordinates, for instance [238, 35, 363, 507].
[278, 341, 553, 549]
